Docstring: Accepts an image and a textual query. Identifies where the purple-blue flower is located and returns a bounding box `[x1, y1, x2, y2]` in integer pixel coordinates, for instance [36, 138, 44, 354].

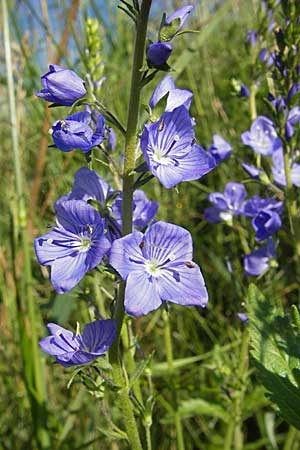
[244, 195, 283, 217]
[107, 127, 116, 151]
[109, 221, 208, 316]
[244, 238, 276, 276]
[149, 75, 193, 112]
[241, 163, 263, 180]
[141, 106, 215, 188]
[241, 116, 282, 156]
[34, 200, 111, 293]
[239, 84, 250, 97]
[204, 182, 247, 223]
[66, 168, 158, 239]
[36, 65, 86, 106]
[147, 42, 173, 67]
[112, 189, 159, 230]
[246, 31, 257, 48]
[252, 210, 281, 241]
[208, 134, 232, 163]
[237, 312, 249, 323]
[271, 148, 300, 187]
[159, 5, 194, 41]
[39, 320, 116, 367]
[51, 111, 105, 153]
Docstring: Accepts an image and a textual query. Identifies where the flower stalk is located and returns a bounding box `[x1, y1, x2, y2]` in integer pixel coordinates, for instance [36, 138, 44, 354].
[108, 1, 152, 448]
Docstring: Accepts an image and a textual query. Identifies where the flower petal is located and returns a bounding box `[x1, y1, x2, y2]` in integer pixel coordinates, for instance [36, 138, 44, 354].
[81, 319, 116, 354]
[124, 271, 162, 316]
[50, 251, 88, 293]
[109, 230, 145, 279]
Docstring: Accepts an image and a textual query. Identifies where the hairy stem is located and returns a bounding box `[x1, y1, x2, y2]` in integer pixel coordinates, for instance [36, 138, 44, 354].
[108, 2, 152, 448]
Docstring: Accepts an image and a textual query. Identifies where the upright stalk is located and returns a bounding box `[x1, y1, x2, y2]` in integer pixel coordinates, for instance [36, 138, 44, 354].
[163, 310, 185, 450]
[2, 0, 49, 447]
[108, 2, 152, 448]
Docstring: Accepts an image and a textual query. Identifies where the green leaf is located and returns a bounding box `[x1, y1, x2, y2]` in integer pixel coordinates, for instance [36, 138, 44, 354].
[159, 18, 181, 42]
[162, 398, 229, 423]
[129, 352, 154, 388]
[247, 284, 300, 429]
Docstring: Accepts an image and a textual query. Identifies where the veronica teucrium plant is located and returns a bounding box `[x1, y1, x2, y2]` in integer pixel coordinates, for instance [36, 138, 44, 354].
[34, 2, 217, 449]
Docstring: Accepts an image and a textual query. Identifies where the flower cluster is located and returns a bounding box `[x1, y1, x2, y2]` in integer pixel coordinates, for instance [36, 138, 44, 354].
[36, 5, 216, 367]
[205, 182, 282, 276]
[147, 5, 193, 68]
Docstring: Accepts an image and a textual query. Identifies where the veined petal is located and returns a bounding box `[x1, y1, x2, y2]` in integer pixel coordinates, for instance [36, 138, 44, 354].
[34, 227, 81, 265]
[55, 200, 102, 235]
[81, 319, 116, 354]
[144, 221, 193, 263]
[149, 74, 175, 109]
[55, 351, 97, 367]
[50, 251, 88, 293]
[159, 263, 208, 307]
[69, 167, 114, 204]
[124, 271, 162, 316]
[109, 230, 145, 279]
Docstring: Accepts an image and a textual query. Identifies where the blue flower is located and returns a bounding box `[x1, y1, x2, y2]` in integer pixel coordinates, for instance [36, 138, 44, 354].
[147, 42, 173, 67]
[208, 134, 232, 163]
[141, 106, 215, 188]
[252, 210, 281, 241]
[244, 238, 276, 276]
[112, 189, 159, 230]
[241, 116, 282, 156]
[65, 168, 158, 240]
[36, 65, 86, 106]
[244, 195, 283, 217]
[39, 320, 116, 367]
[34, 200, 111, 293]
[161, 5, 194, 41]
[241, 163, 263, 180]
[204, 182, 247, 223]
[109, 221, 208, 316]
[107, 127, 116, 151]
[149, 75, 193, 112]
[239, 84, 250, 98]
[271, 148, 300, 187]
[51, 111, 105, 153]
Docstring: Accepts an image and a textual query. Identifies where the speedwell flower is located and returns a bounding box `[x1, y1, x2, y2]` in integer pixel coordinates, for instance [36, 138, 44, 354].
[244, 238, 276, 276]
[51, 111, 105, 153]
[208, 134, 232, 163]
[36, 65, 86, 106]
[159, 5, 194, 42]
[272, 148, 300, 187]
[39, 320, 116, 367]
[204, 182, 247, 223]
[149, 74, 193, 112]
[241, 116, 282, 155]
[109, 221, 208, 316]
[141, 106, 215, 188]
[147, 42, 173, 67]
[34, 200, 111, 293]
[252, 210, 281, 242]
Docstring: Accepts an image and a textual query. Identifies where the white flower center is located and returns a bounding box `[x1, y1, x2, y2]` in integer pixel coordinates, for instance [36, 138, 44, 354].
[145, 259, 161, 277]
[80, 236, 92, 252]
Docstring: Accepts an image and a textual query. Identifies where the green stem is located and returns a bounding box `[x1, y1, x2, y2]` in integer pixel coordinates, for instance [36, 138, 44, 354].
[283, 427, 299, 450]
[163, 310, 185, 450]
[224, 329, 249, 450]
[108, 2, 152, 448]
[2, 0, 49, 447]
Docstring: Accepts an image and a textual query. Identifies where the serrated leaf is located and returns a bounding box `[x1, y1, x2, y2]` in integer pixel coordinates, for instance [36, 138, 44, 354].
[162, 398, 229, 423]
[247, 284, 300, 429]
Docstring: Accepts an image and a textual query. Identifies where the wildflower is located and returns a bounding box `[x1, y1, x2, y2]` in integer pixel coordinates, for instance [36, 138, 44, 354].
[208, 134, 232, 163]
[147, 42, 173, 67]
[241, 163, 263, 179]
[204, 182, 247, 223]
[107, 127, 116, 151]
[241, 116, 282, 155]
[239, 84, 250, 98]
[109, 221, 208, 316]
[39, 320, 116, 367]
[244, 238, 276, 276]
[66, 168, 158, 239]
[159, 5, 194, 42]
[141, 106, 215, 188]
[252, 210, 281, 241]
[51, 111, 105, 153]
[34, 200, 111, 293]
[244, 195, 283, 217]
[237, 312, 249, 323]
[271, 148, 300, 187]
[246, 31, 257, 48]
[149, 74, 193, 112]
[112, 189, 159, 230]
[36, 65, 86, 106]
